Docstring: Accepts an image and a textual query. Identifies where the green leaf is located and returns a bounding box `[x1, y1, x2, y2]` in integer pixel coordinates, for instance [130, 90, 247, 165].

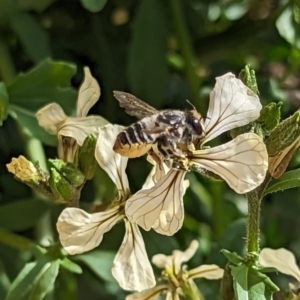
[0, 198, 51, 231]
[276, 6, 300, 49]
[230, 265, 279, 300]
[5, 256, 60, 300]
[264, 169, 300, 195]
[7, 58, 77, 113]
[60, 258, 82, 274]
[128, 0, 168, 108]
[80, 0, 108, 12]
[221, 249, 244, 265]
[8, 104, 57, 146]
[0, 82, 9, 125]
[0, 261, 10, 300]
[74, 250, 115, 282]
[8, 12, 51, 63]
[28, 260, 59, 300]
[257, 102, 282, 135]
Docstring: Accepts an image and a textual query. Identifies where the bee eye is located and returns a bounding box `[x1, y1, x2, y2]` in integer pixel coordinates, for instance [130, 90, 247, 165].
[191, 118, 203, 135]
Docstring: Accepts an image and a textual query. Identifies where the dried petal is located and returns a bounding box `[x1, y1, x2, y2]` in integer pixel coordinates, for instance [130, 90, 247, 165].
[56, 207, 122, 255]
[259, 248, 300, 282]
[126, 170, 186, 236]
[203, 73, 262, 144]
[188, 264, 224, 280]
[6, 155, 39, 182]
[112, 220, 156, 291]
[125, 285, 168, 300]
[190, 133, 268, 194]
[77, 67, 101, 118]
[59, 115, 108, 146]
[95, 124, 129, 195]
[36, 103, 67, 134]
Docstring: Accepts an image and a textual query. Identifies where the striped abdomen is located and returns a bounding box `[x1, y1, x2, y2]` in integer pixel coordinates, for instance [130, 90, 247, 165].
[113, 121, 155, 158]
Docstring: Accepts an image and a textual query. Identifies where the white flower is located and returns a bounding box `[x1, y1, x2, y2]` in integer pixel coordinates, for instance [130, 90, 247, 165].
[125, 73, 268, 236]
[36, 66, 108, 161]
[126, 240, 224, 300]
[259, 248, 300, 283]
[56, 124, 155, 291]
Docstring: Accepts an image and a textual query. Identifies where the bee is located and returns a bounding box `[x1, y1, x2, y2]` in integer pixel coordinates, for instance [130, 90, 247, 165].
[112, 91, 204, 166]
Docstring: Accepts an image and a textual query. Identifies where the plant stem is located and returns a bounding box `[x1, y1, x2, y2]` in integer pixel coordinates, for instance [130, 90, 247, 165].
[25, 137, 54, 246]
[246, 173, 272, 254]
[246, 190, 261, 253]
[0, 228, 40, 252]
[181, 279, 205, 300]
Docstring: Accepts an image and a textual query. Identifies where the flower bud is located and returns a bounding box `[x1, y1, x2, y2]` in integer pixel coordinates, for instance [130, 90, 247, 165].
[266, 111, 300, 178]
[78, 134, 97, 180]
[49, 167, 77, 203]
[239, 65, 259, 95]
[48, 159, 85, 187]
[266, 111, 300, 157]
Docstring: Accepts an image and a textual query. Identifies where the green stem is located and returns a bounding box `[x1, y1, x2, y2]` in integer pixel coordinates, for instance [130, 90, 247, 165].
[169, 0, 205, 112]
[0, 228, 36, 252]
[25, 137, 54, 246]
[181, 279, 205, 300]
[246, 173, 272, 254]
[246, 190, 261, 253]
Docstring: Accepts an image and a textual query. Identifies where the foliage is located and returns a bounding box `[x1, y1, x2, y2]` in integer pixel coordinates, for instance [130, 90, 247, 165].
[0, 0, 300, 299]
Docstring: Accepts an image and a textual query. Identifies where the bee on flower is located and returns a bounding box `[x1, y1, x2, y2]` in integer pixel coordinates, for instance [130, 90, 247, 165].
[56, 124, 190, 291]
[36, 66, 108, 162]
[114, 73, 269, 236]
[126, 240, 224, 300]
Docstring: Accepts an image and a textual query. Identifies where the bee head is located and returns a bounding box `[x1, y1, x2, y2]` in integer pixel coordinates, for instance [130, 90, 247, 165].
[186, 110, 203, 136]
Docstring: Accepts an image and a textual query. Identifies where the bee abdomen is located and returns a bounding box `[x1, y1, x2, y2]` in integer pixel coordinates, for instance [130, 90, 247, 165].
[113, 122, 152, 158]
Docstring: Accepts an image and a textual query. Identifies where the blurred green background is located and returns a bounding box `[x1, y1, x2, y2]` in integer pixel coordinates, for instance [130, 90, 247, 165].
[0, 0, 300, 299]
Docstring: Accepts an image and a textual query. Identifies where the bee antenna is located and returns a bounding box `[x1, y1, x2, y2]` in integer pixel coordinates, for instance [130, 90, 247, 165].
[200, 116, 211, 121]
[186, 99, 196, 110]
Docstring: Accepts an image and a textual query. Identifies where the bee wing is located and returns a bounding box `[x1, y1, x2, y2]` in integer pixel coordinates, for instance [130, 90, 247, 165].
[113, 91, 158, 119]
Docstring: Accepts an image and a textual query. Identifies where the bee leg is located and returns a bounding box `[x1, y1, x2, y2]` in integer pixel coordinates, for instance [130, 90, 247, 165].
[148, 148, 164, 170]
[159, 136, 184, 157]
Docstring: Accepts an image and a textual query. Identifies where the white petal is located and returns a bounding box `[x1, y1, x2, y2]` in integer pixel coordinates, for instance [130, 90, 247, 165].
[188, 264, 224, 280]
[36, 103, 67, 134]
[142, 156, 170, 190]
[77, 67, 101, 118]
[125, 285, 168, 300]
[56, 207, 122, 255]
[203, 73, 262, 144]
[126, 170, 186, 236]
[190, 133, 268, 194]
[58, 115, 108, 146]
[112, 220, 156, 291]
[259, 248, 300, 282]
[152, 240, 199, 274]
[95, 124, 130, 194]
